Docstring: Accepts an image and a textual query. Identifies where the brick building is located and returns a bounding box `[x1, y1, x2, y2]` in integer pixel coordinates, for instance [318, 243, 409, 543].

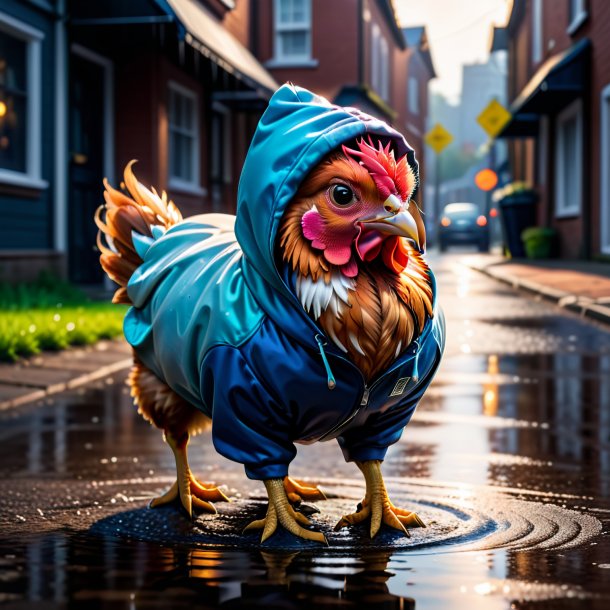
[498, 0, 610, 259]
[0, 0, 435, 285]
[0, 0, 276, 283]
[251, 0, 435, 208]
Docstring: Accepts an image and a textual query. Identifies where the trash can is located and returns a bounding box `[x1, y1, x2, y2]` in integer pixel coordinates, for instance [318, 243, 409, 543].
[498, 193, 538, 258]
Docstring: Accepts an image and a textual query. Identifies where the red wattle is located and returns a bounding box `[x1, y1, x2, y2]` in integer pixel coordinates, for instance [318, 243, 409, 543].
[382, 237, 409, 273]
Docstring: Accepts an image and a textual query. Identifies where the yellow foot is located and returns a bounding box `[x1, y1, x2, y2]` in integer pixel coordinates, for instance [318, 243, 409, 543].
[334, 460, 425, 538]
[244, 479, 327, 544]
[149, 474, 230, 515]
[283, 476, 327, 503]
[149, 431, 229, 518]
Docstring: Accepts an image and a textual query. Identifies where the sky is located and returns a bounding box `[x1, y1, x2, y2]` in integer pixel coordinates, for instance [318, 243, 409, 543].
[395, 0, 511, 103]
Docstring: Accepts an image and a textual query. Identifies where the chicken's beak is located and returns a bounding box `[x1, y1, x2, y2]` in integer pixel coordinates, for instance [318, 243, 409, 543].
[360, 210, 421, 250]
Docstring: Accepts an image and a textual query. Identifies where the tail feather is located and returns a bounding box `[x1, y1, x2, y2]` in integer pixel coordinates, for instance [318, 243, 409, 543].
[95, 161, 183, 304]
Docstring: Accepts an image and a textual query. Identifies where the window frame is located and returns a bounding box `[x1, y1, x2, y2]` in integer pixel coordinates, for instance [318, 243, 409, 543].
[371, 23, 389, 102]
[272, 0, 313, 66]
[554, 98, 583, 219]
[601, 85, 610, 254]
[167, 80, 203, 195]
[408, 76, 419, 115]
[531, 0, 542, 64]
[0, 10, 47, 190]
[567, 0, 588, 35]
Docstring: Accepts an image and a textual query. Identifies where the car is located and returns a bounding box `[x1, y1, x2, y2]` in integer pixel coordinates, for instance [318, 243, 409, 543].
[438, 202, 489, 252]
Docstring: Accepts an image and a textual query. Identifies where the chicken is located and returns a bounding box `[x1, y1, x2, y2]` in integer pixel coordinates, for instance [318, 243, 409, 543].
[95, 84, 445, 544]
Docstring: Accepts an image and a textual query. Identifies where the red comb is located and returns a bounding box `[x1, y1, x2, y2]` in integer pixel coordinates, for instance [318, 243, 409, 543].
[342, 138, 416, 202]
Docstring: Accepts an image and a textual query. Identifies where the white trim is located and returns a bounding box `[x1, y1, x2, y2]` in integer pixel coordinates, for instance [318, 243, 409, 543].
[54, 3, 67, 252]
[167, 80, 201, 190]
[0, 11, 45, 189]
[601, 84, 610, 254]
[0, 169, 47, 190]
[554, 98, 583, 219]
[273, 0, 312, 63]
[567, 0, 588, 35]
[0, 11, 44, 40]
[532, 0, 542, 64]
[70, 44, 114, 183]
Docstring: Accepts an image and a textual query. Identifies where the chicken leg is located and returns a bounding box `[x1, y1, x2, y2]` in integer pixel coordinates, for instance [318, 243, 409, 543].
[334, 460, 425, 537]
[149, 432, 229, 517]
[244, 479, 327, 543]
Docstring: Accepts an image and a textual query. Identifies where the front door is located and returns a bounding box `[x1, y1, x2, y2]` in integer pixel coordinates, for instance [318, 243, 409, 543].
[68, 53, 105, 284]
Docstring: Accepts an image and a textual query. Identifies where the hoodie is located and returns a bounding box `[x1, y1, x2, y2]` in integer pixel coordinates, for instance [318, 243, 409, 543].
[124, 84, 445, 480]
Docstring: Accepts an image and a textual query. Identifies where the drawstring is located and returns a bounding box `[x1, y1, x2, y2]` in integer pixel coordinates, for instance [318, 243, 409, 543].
[412, 339, 421, 382]
[315, 334, 336, 390]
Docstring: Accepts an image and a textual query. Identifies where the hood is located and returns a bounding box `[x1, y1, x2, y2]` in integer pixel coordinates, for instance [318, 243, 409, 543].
[235, 84, 420, 343]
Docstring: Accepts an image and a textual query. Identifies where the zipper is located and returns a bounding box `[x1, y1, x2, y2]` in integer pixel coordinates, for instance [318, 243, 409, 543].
[315, 334, 337, 390]
[412, 339, 421, 382]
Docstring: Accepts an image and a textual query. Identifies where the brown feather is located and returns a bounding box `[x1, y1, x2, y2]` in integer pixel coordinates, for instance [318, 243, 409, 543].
[129, 354, 210, 438]
[96, 161, 183, 304]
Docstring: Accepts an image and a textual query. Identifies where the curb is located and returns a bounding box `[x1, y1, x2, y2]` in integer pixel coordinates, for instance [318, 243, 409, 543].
[0, 352, 132, 411]
[467, 263, 610, 326]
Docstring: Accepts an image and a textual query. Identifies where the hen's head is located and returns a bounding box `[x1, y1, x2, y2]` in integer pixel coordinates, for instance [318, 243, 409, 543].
[278, 137, 425, 281]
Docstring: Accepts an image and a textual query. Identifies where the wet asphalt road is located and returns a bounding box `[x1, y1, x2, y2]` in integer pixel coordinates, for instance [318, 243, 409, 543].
[0, 251, 609, 609]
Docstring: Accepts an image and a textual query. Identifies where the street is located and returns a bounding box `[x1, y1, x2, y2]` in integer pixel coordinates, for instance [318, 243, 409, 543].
[0, 251, 609, 609]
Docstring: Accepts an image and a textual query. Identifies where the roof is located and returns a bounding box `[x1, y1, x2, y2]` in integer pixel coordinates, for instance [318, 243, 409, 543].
[401, 26, 436, 78]
[499, 38, 591, 137]
[490, 26, 508, 53]
[167, 0, 278, 96]
[377, 0, 407, 49]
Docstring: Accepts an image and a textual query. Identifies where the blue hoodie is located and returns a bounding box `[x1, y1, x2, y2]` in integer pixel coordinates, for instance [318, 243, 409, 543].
[124, 84, 445, 480]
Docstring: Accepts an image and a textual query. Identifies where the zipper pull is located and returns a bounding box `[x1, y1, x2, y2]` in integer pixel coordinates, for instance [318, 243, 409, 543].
[361, 386, 370, 406]
[315, 334, 336, 390]
[412, 339, 421, 382]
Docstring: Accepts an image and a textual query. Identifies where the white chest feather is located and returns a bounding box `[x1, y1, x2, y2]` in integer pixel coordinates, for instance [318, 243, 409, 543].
[294, 272, 355, 321]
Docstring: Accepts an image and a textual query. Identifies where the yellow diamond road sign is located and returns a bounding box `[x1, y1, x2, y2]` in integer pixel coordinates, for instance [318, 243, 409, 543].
[424, 123, 453, 154]
[477, 99, 512, 138]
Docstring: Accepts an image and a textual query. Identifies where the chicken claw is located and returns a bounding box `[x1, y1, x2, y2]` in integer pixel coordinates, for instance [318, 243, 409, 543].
[334, 460, 425, 538]
[283, 476, 327, 503]
[244, 479, 327, 543]
[149, 432, 229, 517]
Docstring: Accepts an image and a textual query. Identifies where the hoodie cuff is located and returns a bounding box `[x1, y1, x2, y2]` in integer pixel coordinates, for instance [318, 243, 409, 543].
[244, 462, 289, 481]
[340, 445, 388, 464]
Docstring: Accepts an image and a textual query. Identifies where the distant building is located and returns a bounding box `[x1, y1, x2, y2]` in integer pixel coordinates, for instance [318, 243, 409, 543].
[498, 0, 610, 259]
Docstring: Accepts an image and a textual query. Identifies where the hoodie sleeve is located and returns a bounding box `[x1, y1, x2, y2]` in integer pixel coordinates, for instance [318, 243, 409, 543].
[200, 345, 297, 480]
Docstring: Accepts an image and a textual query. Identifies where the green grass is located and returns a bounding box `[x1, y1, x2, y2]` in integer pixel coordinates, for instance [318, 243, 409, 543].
[0, 273, 126, 362]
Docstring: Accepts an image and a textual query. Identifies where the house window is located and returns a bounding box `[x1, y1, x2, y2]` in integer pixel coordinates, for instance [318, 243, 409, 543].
[568, 0, 588, 34]
[371, 23, 389, 102]
[0, 11, 45, 189]
[554, 99, 582, 218]
[531, 0, 542, 63]
[273, 0, 311, 63]
[168, 81, 200, 191]
[601, 85, 610, 254]
[408, 76, 419, 115]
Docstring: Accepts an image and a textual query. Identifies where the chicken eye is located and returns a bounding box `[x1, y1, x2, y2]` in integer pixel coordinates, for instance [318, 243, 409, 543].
[330, 184, 356, 206]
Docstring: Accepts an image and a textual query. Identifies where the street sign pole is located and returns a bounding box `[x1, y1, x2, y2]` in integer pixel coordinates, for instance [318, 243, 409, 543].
[434, 150, 440, 242]
[424, 123, 454, 247]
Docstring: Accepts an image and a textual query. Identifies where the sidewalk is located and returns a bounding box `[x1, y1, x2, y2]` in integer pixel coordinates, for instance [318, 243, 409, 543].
[0, 339, 132, 410]
[465, 254, 610, 325]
